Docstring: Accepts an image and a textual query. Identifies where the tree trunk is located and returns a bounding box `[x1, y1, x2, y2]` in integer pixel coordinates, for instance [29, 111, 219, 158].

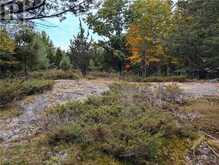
[81, 65, 87, 77]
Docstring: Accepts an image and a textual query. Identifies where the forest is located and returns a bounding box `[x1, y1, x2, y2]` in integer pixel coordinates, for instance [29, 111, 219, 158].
[0, 0, 218, 79]
[0, 0, 219, 164]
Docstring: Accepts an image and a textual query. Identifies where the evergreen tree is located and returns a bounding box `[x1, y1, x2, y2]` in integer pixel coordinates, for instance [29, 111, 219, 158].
[15, 28, 35, 74]
[69, 20, 93, 76]
[168, 0, 219, 78]
[55, 48, 64, 68]
[59, 55, 71, 70]
[15, 28, 50, 74]
[31, 36, 49, 70]
[40, 31, 56, 67]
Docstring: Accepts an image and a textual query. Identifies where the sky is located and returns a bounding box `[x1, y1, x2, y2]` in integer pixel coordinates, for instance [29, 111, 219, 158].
[36, 13, 101, 51]
[36, 0, 178, 51]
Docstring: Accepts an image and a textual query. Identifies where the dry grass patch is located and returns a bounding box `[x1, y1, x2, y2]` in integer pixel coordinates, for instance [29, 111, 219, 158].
[180, 97, 219, 138]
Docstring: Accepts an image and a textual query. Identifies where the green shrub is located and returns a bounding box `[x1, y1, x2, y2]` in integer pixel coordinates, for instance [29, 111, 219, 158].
[43, 84, 197, 164]
[30, 69, 81, 80]
[0, 79, 54, 106]
[86, 71, 119, 80]
[48, 123, 84, 145]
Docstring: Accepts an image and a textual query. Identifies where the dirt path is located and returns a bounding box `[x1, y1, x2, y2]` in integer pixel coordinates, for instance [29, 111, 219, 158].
[0, 80, 110, 143]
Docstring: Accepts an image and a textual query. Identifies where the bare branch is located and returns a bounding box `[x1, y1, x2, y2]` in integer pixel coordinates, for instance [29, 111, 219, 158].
[0, 0, 96, 21]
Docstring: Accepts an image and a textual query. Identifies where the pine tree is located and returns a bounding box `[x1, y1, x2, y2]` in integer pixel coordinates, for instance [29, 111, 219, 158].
[59, 55, 71, 70]
[69, 19, 93, 76]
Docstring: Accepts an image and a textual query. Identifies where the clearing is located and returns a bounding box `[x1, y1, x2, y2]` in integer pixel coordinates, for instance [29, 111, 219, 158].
[0, 79, 219, 164]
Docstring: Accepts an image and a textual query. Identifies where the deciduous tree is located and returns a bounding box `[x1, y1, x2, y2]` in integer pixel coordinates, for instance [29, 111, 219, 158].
[127, 0, 174, 76]
[86, 0, 129, 74]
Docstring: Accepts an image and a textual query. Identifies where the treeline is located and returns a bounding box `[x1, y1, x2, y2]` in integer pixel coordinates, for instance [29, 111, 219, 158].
[0, 0, 218, 79]
[86, 0, 219, 78]
[0, 26, 70, 77]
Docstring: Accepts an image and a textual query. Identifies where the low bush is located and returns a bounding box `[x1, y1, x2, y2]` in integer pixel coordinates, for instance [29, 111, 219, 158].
[0, 79, 54, 106]
[30, 69, 81, 80]
[154, 83, 185, 105]
[1, 83, 216, 164]
[42, 84, 197, 164]
[86, 71, 119, 80]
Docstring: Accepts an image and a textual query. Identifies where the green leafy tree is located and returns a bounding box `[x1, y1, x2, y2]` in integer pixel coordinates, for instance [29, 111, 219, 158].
[86, 0, 129, 74]
[69, 20, 93, 76]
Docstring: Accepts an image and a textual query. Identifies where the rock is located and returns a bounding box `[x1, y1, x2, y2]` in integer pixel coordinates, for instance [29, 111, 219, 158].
[209, 79, 219, 83]
[187, 142, 219, 165]
[0, 80, 110, 144]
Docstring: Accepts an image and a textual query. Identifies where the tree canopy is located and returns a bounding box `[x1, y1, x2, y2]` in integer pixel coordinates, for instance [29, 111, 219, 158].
[0, 0, 97, 21]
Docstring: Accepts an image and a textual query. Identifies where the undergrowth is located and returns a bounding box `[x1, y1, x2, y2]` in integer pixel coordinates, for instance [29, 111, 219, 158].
[179, 97, 219, 138]
[30, 69, 81, 80]
[0, 79, 54, 106]
[0, 83, 199, 165]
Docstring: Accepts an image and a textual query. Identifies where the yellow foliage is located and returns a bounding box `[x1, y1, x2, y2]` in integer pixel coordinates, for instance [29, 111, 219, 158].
[0, 29, 16, 53]
[128, 54, 141, 64]
[126, 0, 174, 66]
